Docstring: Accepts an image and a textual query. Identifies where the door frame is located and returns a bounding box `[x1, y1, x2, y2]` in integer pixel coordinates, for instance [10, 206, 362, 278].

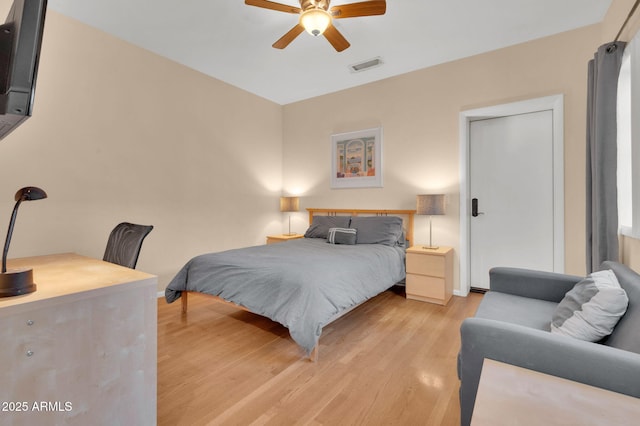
[458, 95, 565, 296]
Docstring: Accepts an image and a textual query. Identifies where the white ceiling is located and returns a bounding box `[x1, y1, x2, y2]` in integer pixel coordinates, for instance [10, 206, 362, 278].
[47, 0, 612, 105]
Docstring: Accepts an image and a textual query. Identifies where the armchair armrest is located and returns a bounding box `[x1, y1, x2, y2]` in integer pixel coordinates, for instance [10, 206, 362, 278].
[458, 318, 640, 426]
[489, 267, 582, 302]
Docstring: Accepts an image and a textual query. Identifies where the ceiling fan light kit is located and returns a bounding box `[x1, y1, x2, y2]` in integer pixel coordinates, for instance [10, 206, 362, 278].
[245, 0, 386, 52]
[300, 8, 331, 36]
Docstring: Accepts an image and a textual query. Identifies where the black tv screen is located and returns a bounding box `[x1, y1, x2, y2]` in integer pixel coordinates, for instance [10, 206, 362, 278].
[0, 0, 47, 141]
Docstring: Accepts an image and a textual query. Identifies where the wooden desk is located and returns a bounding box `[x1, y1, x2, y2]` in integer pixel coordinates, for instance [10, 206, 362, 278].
[472, 359, 640, 426]
[0, 253, 157, 425]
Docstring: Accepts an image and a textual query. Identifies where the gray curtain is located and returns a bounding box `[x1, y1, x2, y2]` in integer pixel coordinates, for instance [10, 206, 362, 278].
[586, 41, 626, 273]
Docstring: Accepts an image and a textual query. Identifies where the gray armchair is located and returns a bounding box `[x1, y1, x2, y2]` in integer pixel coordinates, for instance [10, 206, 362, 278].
[458, 261, 640, 426]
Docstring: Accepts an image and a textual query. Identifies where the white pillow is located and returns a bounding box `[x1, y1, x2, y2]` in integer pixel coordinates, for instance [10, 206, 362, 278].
[550, 270, 629, 341]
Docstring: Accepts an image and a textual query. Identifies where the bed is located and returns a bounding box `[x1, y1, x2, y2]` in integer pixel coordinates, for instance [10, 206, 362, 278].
[165, 208, 415, 360]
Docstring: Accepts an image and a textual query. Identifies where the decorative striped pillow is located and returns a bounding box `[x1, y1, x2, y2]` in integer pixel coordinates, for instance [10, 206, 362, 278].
[551, 270, 628, 341]
[327, 227, 357, 245]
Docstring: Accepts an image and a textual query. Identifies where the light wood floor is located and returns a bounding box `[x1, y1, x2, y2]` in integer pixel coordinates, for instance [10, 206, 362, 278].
[157, 287, 483, 425]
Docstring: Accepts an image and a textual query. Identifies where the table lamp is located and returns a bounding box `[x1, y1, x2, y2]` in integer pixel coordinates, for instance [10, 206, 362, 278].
[0, 186, 47, 297]
[280, 196, 299, 236]
[416, 194, 446, 250]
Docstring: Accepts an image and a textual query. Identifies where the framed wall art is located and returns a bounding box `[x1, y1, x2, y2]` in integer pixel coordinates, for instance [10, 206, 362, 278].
[331, 127, 383, 189]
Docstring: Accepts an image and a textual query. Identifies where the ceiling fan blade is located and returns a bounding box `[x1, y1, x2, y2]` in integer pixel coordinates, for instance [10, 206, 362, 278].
[330, 0, 386, 19]
[273, 24, 305, 49]
[323, 23, 350, 52]
[245, 0, 301, 14]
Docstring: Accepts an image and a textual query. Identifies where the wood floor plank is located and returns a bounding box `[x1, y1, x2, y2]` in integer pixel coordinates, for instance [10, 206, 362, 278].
[158, 287, 482, 425]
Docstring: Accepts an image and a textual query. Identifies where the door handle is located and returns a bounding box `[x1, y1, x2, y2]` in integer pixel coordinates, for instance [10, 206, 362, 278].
[472, 198, 484, 217]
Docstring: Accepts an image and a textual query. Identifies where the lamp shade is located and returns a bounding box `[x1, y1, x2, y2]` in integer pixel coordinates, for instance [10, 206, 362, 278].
[416, 194, 446, 216]
[15, 186, 47, 202]
[300, 8, 331, 36]
[280, 196, 299, 212]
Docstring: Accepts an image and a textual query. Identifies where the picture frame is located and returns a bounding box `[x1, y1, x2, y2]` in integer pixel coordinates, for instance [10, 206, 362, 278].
[331, 127, 383, 189]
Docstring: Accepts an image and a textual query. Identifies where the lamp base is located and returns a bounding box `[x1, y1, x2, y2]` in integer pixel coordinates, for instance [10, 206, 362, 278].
[284, 232, 297, 236]
[422, 246, 439, 250]
[0, 268, 36, 297]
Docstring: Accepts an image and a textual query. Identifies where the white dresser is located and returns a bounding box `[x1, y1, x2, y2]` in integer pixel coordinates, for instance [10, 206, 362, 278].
[0, 253, 157, 425]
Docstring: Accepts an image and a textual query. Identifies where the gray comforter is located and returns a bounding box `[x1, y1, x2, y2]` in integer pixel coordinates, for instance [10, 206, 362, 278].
[165, 238, 406, 353]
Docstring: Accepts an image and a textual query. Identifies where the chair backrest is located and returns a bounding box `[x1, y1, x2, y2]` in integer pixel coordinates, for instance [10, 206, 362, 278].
[103, 222, 153, 269]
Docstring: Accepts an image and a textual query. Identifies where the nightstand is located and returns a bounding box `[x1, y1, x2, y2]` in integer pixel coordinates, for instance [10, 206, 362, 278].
[266, 234, 304, 244]
[405, 246, 454, 305]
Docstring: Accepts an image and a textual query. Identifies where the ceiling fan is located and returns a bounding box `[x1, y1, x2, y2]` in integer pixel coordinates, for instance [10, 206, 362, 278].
[245, 0, 386, 52]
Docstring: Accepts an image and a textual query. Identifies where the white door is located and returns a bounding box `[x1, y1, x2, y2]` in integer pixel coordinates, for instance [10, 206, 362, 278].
[469, 110, 555, 289]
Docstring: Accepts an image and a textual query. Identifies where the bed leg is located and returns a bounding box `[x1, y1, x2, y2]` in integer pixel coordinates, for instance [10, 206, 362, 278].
[181, 292, 188, 314]
[309, 345, 319, 362]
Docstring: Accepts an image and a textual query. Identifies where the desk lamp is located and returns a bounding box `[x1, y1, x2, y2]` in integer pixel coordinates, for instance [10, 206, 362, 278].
[0, 186, 47, 297]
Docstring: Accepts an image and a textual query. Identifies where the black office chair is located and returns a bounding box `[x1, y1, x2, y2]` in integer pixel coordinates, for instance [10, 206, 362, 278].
[103, 222, 154, 269]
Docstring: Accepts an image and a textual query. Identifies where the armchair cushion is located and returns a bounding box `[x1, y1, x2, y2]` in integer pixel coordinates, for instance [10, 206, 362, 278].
[475, 292, 557, 330]
[551, 269, 628, 342]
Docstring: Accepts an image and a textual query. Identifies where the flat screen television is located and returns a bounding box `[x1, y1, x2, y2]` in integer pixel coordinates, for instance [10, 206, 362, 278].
[0, 0, 47, 141]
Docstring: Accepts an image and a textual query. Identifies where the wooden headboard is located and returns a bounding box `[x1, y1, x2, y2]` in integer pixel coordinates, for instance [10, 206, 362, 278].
[307, 208, 416, 248]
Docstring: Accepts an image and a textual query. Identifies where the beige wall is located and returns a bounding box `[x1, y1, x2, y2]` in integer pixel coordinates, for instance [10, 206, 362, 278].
[602, 0, 640, 41]
[283, 24, 602, 291]
[0, 10, 284, 290]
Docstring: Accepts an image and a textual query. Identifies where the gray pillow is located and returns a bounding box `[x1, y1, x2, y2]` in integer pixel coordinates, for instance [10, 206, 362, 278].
[551, 270, 629, 341]
[326, 228, 357, 245]
[304, 216, 351, 239]
[349, 216, 403, 246]
[397, 230, 407, 248]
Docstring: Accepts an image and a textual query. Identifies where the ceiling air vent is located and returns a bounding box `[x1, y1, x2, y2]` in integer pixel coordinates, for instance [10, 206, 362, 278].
[349, 57, 383, 73]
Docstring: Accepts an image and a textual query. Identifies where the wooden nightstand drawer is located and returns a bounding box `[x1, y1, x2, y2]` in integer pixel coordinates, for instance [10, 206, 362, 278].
[406, 274, 445, 300]
[406, 252, 446, 277]
[405, 246, 453, 305]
